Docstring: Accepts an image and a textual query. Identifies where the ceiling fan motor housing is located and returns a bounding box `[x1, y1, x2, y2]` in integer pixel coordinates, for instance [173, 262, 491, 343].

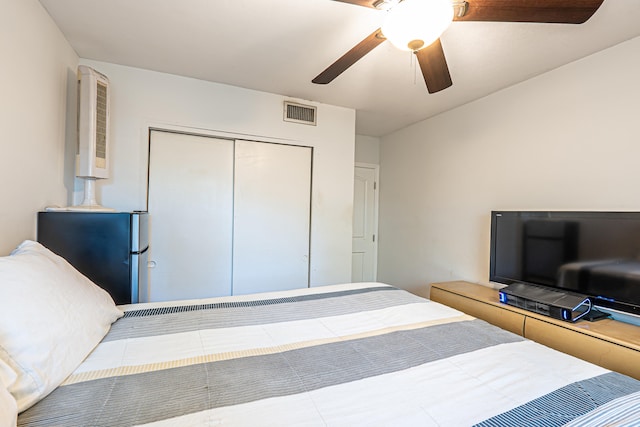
[381, 0, 454, 52]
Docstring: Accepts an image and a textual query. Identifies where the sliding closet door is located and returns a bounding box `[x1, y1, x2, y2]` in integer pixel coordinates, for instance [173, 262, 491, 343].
[232, 140, 312, 295]
[147, 130, 234, 302]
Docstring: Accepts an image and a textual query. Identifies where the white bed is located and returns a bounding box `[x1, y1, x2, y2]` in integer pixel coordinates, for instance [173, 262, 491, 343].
[2, 241, 640, 426]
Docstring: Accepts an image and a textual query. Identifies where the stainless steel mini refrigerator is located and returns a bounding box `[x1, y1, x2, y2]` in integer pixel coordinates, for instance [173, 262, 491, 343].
[37, 211, 149, 304]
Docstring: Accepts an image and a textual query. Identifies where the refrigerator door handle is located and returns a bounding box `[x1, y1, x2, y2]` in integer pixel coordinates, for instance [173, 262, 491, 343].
[130, 247, 149, 304]
[131, 253, 140, 304]
[131, 246, 149, 255]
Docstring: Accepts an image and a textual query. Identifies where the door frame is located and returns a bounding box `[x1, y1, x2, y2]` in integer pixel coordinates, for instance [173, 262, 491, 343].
[146, 128, 314, 300]
[354, 162, 380, 281]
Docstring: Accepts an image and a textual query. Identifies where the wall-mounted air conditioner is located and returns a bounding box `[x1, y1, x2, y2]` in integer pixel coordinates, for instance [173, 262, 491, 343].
[66, 65, 114, 211]
[77, 65, 110, 179]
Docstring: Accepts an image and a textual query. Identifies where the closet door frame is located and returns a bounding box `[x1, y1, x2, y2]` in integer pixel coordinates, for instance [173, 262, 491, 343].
[146, 127, 313, 300]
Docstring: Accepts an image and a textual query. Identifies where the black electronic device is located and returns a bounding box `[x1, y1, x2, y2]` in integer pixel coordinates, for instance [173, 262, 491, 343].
[490, 211, 640, 318]
[498, 282, 591, 322]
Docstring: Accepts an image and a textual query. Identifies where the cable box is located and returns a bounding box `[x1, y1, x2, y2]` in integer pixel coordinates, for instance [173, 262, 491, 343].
[498, 283, 592, 322]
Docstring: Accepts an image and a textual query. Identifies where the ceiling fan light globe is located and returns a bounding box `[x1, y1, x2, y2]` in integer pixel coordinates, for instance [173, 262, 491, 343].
[381, 0, 453, 51]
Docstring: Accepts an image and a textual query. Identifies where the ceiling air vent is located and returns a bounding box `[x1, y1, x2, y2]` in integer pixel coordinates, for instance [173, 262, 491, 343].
[284, 101, 317, 126]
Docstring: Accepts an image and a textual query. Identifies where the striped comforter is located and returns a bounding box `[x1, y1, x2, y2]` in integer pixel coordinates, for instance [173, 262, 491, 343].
[18, 283, 640, 426]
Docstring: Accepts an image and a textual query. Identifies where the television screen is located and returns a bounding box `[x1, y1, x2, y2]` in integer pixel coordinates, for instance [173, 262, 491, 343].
[490, 211, 640, 317]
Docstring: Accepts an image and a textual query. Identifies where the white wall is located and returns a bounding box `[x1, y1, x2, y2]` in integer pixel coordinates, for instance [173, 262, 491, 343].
[0, 0, 78, 255]
[378, 36, 640, 296]
[79, 60, 356, 286]
[355, 134, 380, 165]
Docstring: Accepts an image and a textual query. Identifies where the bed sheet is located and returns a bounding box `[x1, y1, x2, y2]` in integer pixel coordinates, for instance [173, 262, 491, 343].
[17, 283, 640, 426]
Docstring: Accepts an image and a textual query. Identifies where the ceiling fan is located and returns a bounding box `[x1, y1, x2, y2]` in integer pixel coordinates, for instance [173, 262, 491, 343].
[312, 0, 605, 94]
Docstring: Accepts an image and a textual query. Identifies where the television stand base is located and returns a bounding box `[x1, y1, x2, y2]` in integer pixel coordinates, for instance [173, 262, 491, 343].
[583, 307, 612, 322]
[429, 281, 640, 380]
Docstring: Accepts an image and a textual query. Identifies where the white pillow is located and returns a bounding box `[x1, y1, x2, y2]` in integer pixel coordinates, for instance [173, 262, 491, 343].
[0, 240, 123, 411]
[0, 386, 17, 427]
[0, 359, 17, 427]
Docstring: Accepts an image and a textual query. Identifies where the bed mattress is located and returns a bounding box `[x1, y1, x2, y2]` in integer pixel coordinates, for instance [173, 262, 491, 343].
[17, 283, 640, 426]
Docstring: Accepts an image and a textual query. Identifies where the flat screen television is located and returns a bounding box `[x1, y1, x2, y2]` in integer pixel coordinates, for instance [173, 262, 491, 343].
[490, 211, 640, 317]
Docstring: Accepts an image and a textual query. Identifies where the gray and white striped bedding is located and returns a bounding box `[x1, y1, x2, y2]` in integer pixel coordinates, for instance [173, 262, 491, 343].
[18, 283, 640, 426]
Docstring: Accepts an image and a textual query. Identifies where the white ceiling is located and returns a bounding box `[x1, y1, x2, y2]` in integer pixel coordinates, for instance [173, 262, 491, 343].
[39, 0, 640, 137]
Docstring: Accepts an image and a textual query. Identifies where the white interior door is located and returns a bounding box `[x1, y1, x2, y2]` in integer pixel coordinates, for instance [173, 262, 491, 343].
[147, 130, 234, 302]
[232, 140, 312, 295]
[352, 164, 378, 282]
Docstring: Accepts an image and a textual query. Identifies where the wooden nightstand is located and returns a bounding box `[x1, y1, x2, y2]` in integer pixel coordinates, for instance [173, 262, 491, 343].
[430, 281, 640, 380]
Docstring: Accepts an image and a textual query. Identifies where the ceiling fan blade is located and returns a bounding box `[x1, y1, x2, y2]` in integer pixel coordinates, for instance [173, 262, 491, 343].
[331, 0, 378, 8]
[415, 39, 452, 94]
[312, 29, 386, 84]
[454, 0, 605, 24]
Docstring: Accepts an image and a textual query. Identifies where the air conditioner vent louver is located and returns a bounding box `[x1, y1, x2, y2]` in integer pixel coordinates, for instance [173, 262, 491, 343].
[95, 82, 108, 161]
[284, 101, 317, 126]
[77, 65, 110, 178]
